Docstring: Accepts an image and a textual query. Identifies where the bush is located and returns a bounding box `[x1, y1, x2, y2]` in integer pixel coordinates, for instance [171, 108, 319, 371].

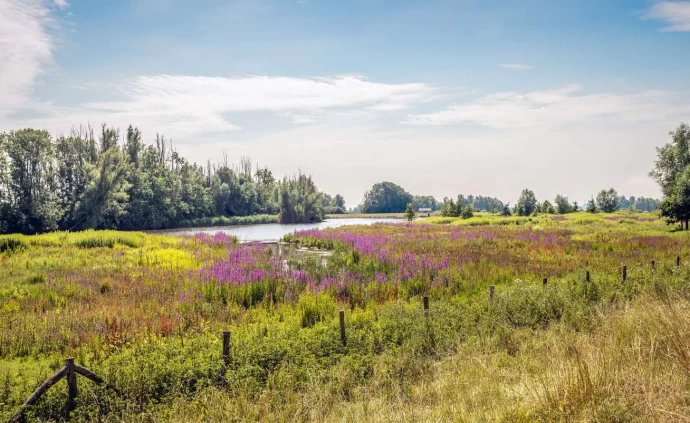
[0, 236, 26, 254]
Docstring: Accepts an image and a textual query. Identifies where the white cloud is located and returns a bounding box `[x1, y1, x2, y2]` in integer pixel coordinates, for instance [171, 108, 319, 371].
[407, 85, 690, 128]
[12, 74, 437, 138]
[498, 63, 534, 70]
[647, 1, 690, 31]
[0, 0, 53, 116]
[53, 0, 68, 9]
[112, 74, 436, 113]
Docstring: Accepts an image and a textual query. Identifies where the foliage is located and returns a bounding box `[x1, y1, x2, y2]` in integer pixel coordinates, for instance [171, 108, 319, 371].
[516, 189, 538, 216]
[596, 188, 620, 213]
[0, 127, 343, 233]
[360, 182, 413, 213]
[404, 203, 416, 222]
[554, 194, 573, 214]
[651, 123, 690, 228]
[279, 172, 325, 223]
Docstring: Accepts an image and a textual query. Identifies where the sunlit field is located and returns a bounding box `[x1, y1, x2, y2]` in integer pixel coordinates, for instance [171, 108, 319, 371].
[2, 212, 690, 422]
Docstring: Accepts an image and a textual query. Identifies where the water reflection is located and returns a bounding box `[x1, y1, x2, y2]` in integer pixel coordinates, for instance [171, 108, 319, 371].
[269, 242, 332, 269]
[160, 217, 403, 242]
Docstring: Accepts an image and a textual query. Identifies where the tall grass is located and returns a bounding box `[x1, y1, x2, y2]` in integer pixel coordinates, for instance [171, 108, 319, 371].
[1, 215, 690, 421]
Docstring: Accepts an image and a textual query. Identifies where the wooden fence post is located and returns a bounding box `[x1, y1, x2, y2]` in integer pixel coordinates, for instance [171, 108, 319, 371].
[622, 266, 627, 283]
[586, 271, 590, 282]
[677, 256, 681, 267]
[542, 277, 547, 286]
[339, 310, 346, 347]
[222, 331, 230, 367]
[489, 285, 495, 300]
[651, 260, 655, 270]
[65, 358, 77, 416]
[423, 296, 429, 312]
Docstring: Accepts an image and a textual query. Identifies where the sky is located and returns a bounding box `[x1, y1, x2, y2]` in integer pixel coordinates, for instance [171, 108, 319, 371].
[1, 0, 690, 207]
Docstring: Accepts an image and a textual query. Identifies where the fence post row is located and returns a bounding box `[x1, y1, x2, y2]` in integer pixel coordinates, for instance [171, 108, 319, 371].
[16, 254, 686, 422]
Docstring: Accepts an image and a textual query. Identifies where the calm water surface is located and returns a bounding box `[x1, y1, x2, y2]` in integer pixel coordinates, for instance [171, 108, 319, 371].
[160, 218, 403, 242]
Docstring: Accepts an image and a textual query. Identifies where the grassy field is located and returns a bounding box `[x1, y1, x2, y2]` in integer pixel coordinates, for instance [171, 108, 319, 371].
[1, 213, 690, 422]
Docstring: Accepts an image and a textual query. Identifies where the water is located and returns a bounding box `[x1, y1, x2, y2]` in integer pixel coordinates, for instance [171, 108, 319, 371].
[160, 217, 403, 242]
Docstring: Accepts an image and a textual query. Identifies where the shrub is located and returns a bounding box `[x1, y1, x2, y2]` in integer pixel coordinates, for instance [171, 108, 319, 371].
[0, 237, 26, 254]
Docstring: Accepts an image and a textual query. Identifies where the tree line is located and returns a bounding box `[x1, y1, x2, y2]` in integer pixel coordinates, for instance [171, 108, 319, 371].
[358, 181, 659, 218]
[0, 126, 345, 234]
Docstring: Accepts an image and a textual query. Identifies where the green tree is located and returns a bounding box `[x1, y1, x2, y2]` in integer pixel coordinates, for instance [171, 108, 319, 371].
[596, 188, 619, 213]
[0, 129, 62, 233]
[71, 146, 131, 230]
[333, 194, 345, 209]
[660, 167, 690, 229]
[542, 200, 555, 214]
[651, 123, 690, 228]
[460, 204, 474, 219]
[650, 123, 690, 197]
[516, 189, 538, 216]
[361, 182, 413, 213]
[404, 203, 416, 222]
[501, 204, 512, 216]
[554, 194, 572, 214]
[586, 197, 597, 213]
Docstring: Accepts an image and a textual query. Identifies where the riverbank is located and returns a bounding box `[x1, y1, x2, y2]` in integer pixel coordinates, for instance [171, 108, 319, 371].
[326, 213, 406, 219]
[172, 214, 279, 229]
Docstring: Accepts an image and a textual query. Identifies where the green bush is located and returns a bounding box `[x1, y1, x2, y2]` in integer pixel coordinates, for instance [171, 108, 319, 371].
[0, 236, 26, 254]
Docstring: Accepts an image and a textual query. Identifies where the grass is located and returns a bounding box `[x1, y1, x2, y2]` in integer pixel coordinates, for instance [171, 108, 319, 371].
[172, 214, 279, 229]
[1, 212, 689, 422]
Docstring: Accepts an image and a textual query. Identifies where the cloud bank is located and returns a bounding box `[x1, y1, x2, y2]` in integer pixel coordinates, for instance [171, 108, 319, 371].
[0, 0, 54, 116]
[408, 85, 689, 128]
[647, 1, 690, 31]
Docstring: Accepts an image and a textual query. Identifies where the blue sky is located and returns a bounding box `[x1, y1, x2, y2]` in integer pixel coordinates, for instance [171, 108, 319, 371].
[1, 0, 690, 205]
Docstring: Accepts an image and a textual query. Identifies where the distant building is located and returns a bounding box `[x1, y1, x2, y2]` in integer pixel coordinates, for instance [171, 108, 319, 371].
[418, 207, 432, 217]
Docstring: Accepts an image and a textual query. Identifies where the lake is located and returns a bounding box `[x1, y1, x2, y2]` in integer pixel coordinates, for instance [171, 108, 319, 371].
[159, 217, 403, 242]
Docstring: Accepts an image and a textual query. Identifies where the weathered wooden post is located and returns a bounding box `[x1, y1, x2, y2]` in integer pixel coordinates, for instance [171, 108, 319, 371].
[222, 331, 231, 367]
[622, 266, 627, 283]
[677, 256, 681, 267]
[542, 277, 547, 286]
[65, 358, 77, 415]
[651, 260, 655, 270]
[339, 310, 346, 347]
[489, 285, 495, 300]
[586, 271, 590, 282]
[423, 296, 429, 312]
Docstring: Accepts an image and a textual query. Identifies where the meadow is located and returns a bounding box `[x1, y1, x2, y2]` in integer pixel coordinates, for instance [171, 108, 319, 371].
[1, 212, 690, 422]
